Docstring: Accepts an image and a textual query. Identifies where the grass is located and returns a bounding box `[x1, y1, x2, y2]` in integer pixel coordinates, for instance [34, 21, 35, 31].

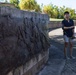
[50, 18, 63, 21]
[50, 18, 76, 21]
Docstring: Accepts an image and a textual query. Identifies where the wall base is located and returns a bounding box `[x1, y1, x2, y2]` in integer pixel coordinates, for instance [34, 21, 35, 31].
[7, 49, 49, 75]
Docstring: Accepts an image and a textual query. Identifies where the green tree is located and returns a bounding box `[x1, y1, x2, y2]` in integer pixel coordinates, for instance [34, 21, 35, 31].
[19, 0, 41, 12]
[43, 4, 53, 17]
[43, 4, 76, 19]
[58, 6, 76, 19]
[10, 0, 19, 8]
[58, 6, 66, 19]
[52, 5, 59, 18]
[43, 4, 59, 18]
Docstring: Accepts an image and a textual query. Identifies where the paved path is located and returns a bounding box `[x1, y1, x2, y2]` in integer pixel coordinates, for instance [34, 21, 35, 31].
[37, 27, 76, 75]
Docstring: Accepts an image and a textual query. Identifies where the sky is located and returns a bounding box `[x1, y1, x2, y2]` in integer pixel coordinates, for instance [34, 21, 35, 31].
[0, 0, 76, 10]
[36, 0, 76, 10]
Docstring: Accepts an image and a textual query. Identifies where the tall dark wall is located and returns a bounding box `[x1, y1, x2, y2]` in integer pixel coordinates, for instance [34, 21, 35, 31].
[0, 7, 50, 75]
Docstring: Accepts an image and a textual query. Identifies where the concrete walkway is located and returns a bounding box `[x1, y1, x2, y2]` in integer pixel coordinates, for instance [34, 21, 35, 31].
[37, 27, 76, 75]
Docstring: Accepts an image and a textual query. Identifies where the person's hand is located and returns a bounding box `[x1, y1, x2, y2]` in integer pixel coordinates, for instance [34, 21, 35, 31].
[70, 26, 74, 29]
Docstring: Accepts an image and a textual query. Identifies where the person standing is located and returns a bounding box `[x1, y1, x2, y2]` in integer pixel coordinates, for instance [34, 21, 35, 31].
[62, 11, 75, 59]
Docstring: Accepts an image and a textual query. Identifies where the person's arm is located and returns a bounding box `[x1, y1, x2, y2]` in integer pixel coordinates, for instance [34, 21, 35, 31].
[71, 19, 75, 32]
[62, 20, 72, 30]
[62, 21, 65, 30]
[72, 20, 75, 36]
[64, 26, 74, 30]
[62, 20, 74, 30]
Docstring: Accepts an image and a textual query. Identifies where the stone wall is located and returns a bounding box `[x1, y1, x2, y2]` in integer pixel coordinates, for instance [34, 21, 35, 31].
[0, 3, 15, 8]
[0, 6, 50, 75]
[48, 21, 61, 29]
[7, 49, 49, 75]
[48, 21, 76, 29]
